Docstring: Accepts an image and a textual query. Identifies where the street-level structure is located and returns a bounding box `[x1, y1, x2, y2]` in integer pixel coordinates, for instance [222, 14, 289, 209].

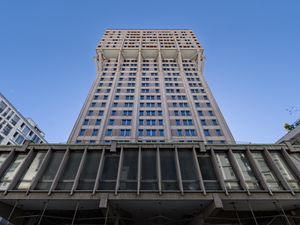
[0, 142, 300, 224]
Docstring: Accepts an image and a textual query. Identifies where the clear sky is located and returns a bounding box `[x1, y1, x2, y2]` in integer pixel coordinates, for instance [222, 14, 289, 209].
[0, 0, 299, 144]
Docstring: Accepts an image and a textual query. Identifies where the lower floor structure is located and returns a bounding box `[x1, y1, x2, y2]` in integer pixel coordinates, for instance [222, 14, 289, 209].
[0, 142, 300, 224]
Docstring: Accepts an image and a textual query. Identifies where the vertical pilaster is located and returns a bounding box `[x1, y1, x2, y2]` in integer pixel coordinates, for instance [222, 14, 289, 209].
[157, 32, 171, 141]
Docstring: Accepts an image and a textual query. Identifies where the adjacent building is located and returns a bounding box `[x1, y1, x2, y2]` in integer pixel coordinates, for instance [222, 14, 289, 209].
[68, 29, 234, 144]
[0, 93, 46, 145]
[277, 119, 300, 144]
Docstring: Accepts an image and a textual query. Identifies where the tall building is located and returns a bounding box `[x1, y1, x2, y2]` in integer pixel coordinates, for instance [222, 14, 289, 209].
[1, 29, 300, 225]
[0, 93, 46, 145]
[68, 29, 234, 144]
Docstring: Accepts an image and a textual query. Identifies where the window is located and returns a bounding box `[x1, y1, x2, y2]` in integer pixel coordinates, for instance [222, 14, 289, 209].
[111, 110, 116, 116]
[124, 103, 133, 107]
[120, 129, 131, 136]
[183, 119, 193, 126]
[77, 152, 101, 190]
[139, 111, 144, 116]
[108, 119, 114, 125]
[92, 129, 99, 136]
[185, 129, 196, 136]
[138, 129, 143, 136]
[11, 115, 20, 126]
[123, 110, 132, 116]
[17, 152, 46, 190]
[120, 151, 138, 190]
[216, 129, 222, 136]
[175, 120, 181, 126]
[201, 119, 206, 126]
[212, 119, 218, 126]
[139, 120, 144, 126]
[216, 153, 240, 190]
[122, 119, 131, 126]
[271, 152, 300, 190]
[79, 129, 86, 136]
[83, 119, 89, 126]
[98, 110, 104, 116]
[159, 129, 164, 136]
[252, 152, 282, 190]
[56, 152, 83, 190]
[106, 129, 112, 136]
[198, 154, 221, 190]
[0, 101, 7, 113]
[146, 129, 156, 136]
[0, 154, 27, 190]
[158, 119, 163, 126]
[177, 129, 183, 136]
[15, 135, 25, 145]
[141, 151, 157, 190]
[160, 151, 178, 190]
[178, 150, 200, 191]
[198, 111, 203, 116]
[36, 152, 64, 190]
[234, 152, 260, 190]
[204, 129, 210, 136]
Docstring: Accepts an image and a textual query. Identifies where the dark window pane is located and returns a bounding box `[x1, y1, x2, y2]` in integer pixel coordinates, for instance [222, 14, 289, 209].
[160, 150, 178, 191]
[36, 152, 64, 190]
[56, 152, 83, 190]
[77, 152, 101, 190]
[198, 155, 221, 190]
[120, 150, 138, 190]
[178, 150, 200, 191]
[141, 150, 157, 190]
[99, 153, 119, 190]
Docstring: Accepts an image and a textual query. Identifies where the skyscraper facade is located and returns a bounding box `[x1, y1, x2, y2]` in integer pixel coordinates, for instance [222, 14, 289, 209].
[68, 29, 234, 144]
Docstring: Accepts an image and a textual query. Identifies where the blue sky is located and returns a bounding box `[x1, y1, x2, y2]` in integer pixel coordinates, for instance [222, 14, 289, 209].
[0, 0, 299, 143]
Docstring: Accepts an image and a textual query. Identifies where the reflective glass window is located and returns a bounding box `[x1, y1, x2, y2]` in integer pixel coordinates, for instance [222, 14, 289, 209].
[36, 152, 64, 190]
[271, 152, 300, 190]
[77, 152, 101, 190]
[17, 152, 46, 190]
[99, 153, 119, 190]
[56, 152, 83, 190]
[252, 152, 282, 191]
[0, 154, 26, 190]
[178, 150, 200, 191]
[234, 152, 260, 190]
[215, 153, 241, 190]
[198, 154, 220, 190]
[160, 150, 178, 191]
[141, 150, 157, 190]
[120, 150, 138, 190]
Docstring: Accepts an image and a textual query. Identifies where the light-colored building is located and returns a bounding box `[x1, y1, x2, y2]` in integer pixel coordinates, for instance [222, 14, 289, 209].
[68, 29, 235, 144]
[0, 93, 46, 145]
[277, 119, 300, 145]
